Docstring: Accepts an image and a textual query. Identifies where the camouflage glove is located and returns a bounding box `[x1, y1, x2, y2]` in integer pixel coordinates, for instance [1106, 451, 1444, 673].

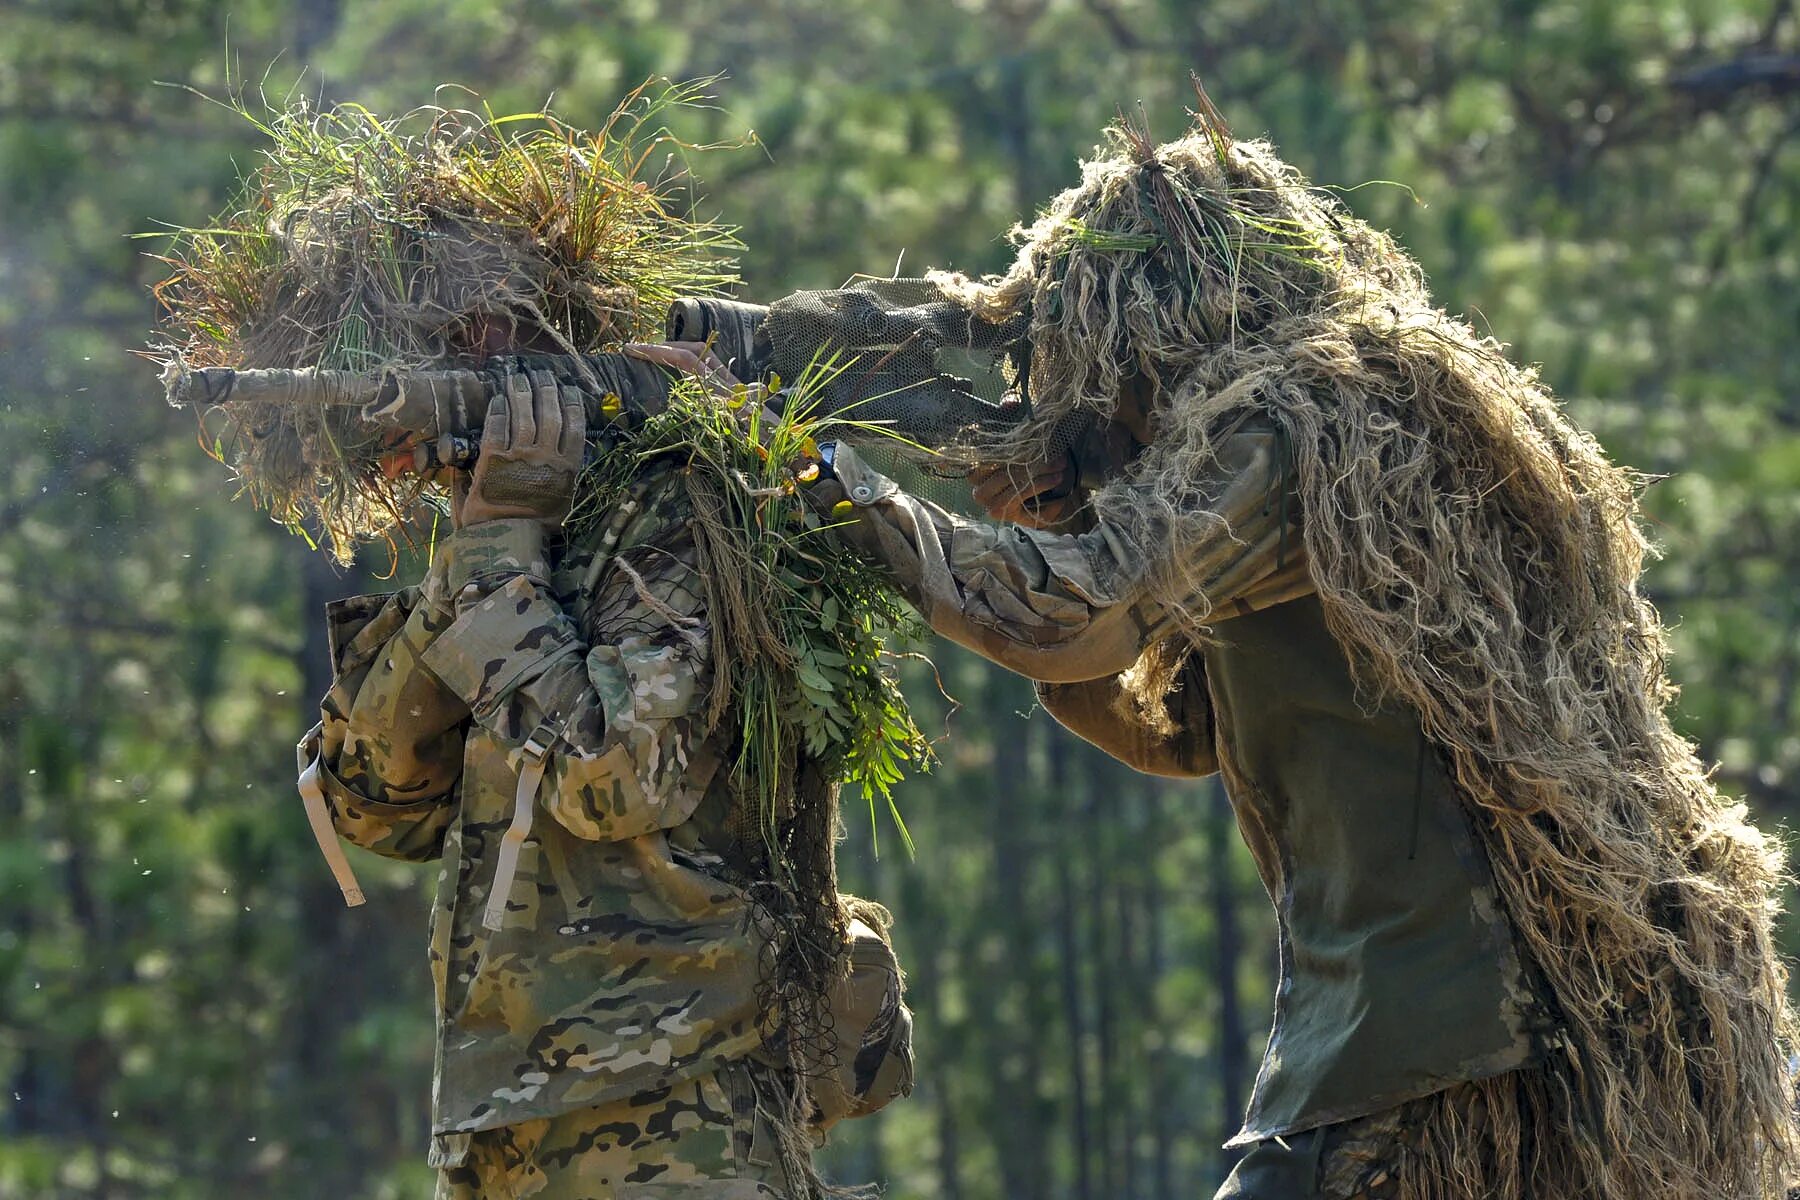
[456, 364, 587, 529]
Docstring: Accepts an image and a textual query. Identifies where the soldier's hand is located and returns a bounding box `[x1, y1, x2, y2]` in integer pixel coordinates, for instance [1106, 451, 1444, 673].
[455, 364, 587, 529]
[637, 339, 798, 457]
[968, 452, 1079, 528]
[623, 341, 741, 394]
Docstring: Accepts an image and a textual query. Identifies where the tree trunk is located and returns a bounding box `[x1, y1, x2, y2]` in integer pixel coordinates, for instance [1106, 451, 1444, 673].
[1084, 750, 1121, 1198]
[1144, 783, 1176, 1200]
[990, 682, 1050, 1199]
[1051, 733, 1095, 1200]
[1209, 776, 1249, 1178]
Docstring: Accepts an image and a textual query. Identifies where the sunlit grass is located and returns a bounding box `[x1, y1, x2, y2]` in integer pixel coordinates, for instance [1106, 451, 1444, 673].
[146, 79, 744, 562]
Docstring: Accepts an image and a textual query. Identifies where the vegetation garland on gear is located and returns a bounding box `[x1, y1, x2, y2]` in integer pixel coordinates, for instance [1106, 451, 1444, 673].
[148, 80, 741, 562]
[571, 368, 930, 845]
[930, 104, 1799, 1198]
[571, 372, 930, 1193]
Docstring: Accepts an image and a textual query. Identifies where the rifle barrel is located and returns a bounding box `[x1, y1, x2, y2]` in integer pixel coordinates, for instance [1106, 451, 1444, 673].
[160, 355, 674, 444]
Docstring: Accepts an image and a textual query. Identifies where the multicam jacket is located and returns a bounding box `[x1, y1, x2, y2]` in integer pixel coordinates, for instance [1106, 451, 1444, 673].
[826, 427, 1551, 1142]
[302, 463, 769, 1162]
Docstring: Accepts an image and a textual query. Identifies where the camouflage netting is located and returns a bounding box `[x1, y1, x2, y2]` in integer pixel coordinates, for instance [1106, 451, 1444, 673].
[761, 278, 1035, 460]
[917, 115, 1798, 1197]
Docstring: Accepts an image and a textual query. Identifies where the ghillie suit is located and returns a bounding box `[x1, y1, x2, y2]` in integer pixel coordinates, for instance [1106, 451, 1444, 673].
[155, 88, 919, 1200]
[923, 114, 1799, 1198]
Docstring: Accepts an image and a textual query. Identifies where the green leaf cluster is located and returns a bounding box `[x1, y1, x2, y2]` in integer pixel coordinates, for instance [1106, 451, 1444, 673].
[571, 363, 931, 854]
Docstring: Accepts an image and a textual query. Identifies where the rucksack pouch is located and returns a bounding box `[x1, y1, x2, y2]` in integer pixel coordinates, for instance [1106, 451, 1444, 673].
[805, 915, 915, 1132]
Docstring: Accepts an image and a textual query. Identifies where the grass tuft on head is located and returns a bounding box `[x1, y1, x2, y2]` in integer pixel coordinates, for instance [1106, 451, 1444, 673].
[147, 79, 744, 562]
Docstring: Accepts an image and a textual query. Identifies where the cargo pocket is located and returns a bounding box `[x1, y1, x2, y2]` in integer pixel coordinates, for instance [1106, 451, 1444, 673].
[577, 634, 717, 831]
[326, 587, 421, 675]
[618, 1068, 779, 1199]
[949, 524, 1117, 643]
[313, 753, 456, 863]
[802, 915, 915, 1133]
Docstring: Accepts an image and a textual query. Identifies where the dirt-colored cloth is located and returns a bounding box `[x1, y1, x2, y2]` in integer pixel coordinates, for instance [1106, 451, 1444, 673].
[308, 464, 768, 1147]
[433, 1060, 791, 1200]
[825, 431, 1547, 1143]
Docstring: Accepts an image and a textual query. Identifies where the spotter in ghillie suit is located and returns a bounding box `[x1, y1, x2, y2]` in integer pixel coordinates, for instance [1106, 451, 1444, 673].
[779, 100, 1799, 1198]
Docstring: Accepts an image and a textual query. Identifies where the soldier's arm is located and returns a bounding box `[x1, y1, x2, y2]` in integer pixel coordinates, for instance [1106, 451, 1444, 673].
[1034, 655, 1219, 779]
[823, 418, 1311, 684]
[312, 554, 468, 862]
[416, 516, 718, 842]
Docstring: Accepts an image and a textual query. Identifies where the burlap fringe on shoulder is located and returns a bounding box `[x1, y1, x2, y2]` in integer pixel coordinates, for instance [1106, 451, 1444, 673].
[934, 114, 1800, 1198]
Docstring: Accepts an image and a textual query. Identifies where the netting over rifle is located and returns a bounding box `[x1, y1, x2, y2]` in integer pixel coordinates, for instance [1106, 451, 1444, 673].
[760, 277, 1093, 478]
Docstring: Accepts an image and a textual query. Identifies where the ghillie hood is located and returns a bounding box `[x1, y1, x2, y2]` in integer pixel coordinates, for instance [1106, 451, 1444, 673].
[932, 114, 1798, 1197]
[152, 82, 739, 560]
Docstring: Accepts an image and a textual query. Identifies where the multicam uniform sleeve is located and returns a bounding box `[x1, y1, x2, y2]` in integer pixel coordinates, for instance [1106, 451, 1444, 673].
[416, 518, 717, 842]
[825, 419, 1312, 685]
[314, 556, 467, 863]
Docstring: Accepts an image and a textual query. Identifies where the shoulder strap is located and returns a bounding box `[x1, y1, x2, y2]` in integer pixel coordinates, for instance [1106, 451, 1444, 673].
[296, 722, 367, 907]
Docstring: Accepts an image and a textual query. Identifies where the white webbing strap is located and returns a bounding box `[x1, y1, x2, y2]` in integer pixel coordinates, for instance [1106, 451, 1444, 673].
[483, 722, 555, 932]
[296, 723, 366, 907]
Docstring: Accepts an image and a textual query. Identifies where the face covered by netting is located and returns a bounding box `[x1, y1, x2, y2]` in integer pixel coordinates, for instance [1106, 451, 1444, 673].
[759, 115, 1800, 1198]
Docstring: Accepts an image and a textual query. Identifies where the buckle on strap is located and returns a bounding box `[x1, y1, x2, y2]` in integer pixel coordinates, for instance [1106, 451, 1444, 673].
[296, 723, 366, 908]
[482, 720, 558, 932]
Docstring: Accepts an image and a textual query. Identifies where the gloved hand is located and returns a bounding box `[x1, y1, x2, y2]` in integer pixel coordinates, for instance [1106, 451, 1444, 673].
[454, 364, 587, 529]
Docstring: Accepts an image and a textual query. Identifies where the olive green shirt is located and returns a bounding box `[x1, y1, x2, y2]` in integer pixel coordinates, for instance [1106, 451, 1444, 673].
[827, 430, 1548, 1140]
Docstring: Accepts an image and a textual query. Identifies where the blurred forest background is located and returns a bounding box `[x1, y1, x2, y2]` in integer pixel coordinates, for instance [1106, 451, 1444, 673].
[2, 0, 1798, 1197]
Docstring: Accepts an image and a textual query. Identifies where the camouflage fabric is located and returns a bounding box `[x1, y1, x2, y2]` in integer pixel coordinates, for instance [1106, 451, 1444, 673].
[798, 918, 913, 1133]
[825, 428, 1314, 684]
[433, 1060, 792, 1200]
[826, 431, 1548, 1142]
[311, 461, 773, 1154]
[1213, 1098, 1413, 1200]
